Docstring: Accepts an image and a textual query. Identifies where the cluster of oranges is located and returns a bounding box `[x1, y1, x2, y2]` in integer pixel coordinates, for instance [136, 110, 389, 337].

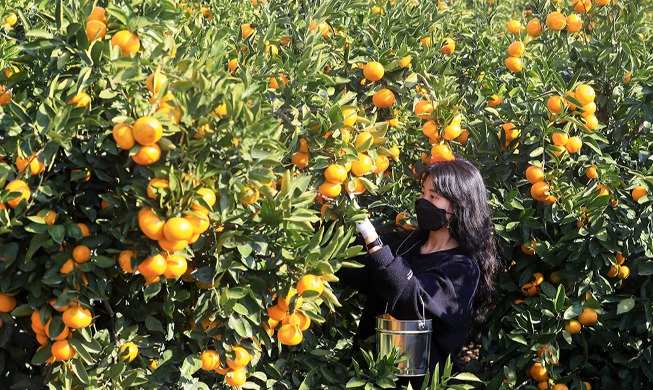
[526, 165, 556, 204]
[519, 272, 545, 297]
[565, 306, 598, 336]
[85, 6, 140, 56]
[265, 275, 325, 346]
[200, 344, 252, 387]
[606, 251, 630, 280]
[30, 305, 93, 363]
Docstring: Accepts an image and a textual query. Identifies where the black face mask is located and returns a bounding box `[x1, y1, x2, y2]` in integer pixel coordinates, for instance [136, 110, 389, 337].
[415, 198, 449, 231]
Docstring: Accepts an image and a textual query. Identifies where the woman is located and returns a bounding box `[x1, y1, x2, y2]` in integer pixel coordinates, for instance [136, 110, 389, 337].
[337, 158, 499, 389]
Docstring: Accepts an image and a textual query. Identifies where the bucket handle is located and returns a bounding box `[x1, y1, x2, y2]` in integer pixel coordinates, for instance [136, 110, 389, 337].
[383, 295, 428, 330]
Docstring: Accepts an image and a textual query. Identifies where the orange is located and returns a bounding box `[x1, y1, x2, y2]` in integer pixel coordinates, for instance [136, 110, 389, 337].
[565, 319, 582, 334]
[585, 165, 599, 179]
[184, 212, 210, 235]
[388, 145, 400, 158]
[86, 20, 107, 41]
[530, 362, 548, 381]
[346, 177, 367, 194]
[547, 95, 565, 114]
[430, 144, 455, 162]
[521, 282, 537, 296]
[227, 58, 238, 74]
[277, 323, 303, 345]
[111, 30, 140, 56]
[138, 207, 165, 240]
[299, 138, 310, 153]
[439, 38, 455, 54]
[163, 217, 194, 242]
[75, 222, 90, 237]
[488, 94, 503, 107]
[60, 258, 76, 274]
[532, 272, 545, 285]
[51, 340, 76, 361]
[138, 253, 168, 277]
[32, 310, 47, 333]
[163, 254, 188, 278]
[146, 72, 168, 94]
[583, 115, 598, 130]
[239, 186, 259, 205]
[442, 123, 463, 141]
[565, 91, 578, 110]
[531, 181, 550, 202]
[422, 120, 439, 138]
[37, 209, 56, 225]
[623, 71, 631, 84]
[191, 187, 217, 212]
[354, 131, 373, 151]
[112, 124, 135, 150]
[132, 144, 162, 165]
[572, 0, 592, 13]
[291, 151, 309, 168]
[350, 153, 374, 176]
[62, 306, 93, 329]
[582, 381, 592, 390]
[420, 36, 432, 47]
[552, 384, 569, 390]
[296, 274, 324, 296]
[324, 164, 347, 183]
[120, 342, 139, 363]
[527, 19, 543, 37]
[363, 62, 385, 81]
[72, 245, 91, 263]
[5, 179, 31, 209]
[0, 293, 16, 313]
[45, 319, 70, 341]
[578, 308, 598, 326]
[119, 250, 136, 273]
[505, 56, 523, 72]
[227, 346, 250, 369]
[0, 85, 12, 106]
[133, 116, 163, 146]
[617, 265, 630, 279]
[277, 289, 303, 311]
[580, 101, 597, 117]
[456, 130, 470, 145]
[200, 350, 220, 370]
[526, 166, 544, 184]
[156, 106, 181, 124]
[86, 6, 107, 23]
[507, 20, 524, 34]
[631, 185, 648, 202]
[398, 56, 412, 68]
[606, 264, 620, 278]
[595, 183, 610, 197]
[565, 136, 582, 153]
[372, 88, 395, 108]
[269, 74, 288, 89]
[546, 12, 567, 31]
[414, 100, 434, 119]
[225, 367, 247, 386]
[146, 178, 169, 199]
[575, 84, 595, 105]
[501, 123, 520, 145]
[241, 24, 254, 39]
[566, 14, 583, 33]
[16, 153, 45, 175]
[67, 92, 91, 107]
[318, 181, 342, 198]
[373, 155, 390, 174]
[283, 312, 311, 331]
[267, 304, 287, 321]
[616, 251, 625, 265]
[341, 107, 357, 127]
[158, 236, 188, 252]
[551, 132, 569, 146]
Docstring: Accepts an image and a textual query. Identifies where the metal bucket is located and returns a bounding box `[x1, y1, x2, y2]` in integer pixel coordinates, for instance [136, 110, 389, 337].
[376, 315, 433, 377]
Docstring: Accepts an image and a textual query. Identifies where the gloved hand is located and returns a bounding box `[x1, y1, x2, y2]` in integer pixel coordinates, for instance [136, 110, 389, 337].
[349, 193, 377, 239]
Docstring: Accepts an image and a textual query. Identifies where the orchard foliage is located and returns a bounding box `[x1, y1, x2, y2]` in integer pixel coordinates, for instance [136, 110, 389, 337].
[0, 0, 652, 389]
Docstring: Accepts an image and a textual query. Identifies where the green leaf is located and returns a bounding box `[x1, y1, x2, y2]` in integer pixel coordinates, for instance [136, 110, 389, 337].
[616, 297, 635, 315]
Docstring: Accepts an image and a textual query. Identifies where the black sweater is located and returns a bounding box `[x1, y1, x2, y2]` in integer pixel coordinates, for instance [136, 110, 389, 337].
[337, 230, 480, 388]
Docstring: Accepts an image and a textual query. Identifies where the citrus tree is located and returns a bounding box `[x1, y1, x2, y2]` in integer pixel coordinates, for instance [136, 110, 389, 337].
[0, 0, 651, 389]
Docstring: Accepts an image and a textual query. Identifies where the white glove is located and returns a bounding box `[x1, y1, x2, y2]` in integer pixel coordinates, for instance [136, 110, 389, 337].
[356, 217, 376, 239]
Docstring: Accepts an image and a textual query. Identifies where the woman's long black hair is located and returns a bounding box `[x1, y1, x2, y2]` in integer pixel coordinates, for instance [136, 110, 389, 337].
[421, 158, 499, 325]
